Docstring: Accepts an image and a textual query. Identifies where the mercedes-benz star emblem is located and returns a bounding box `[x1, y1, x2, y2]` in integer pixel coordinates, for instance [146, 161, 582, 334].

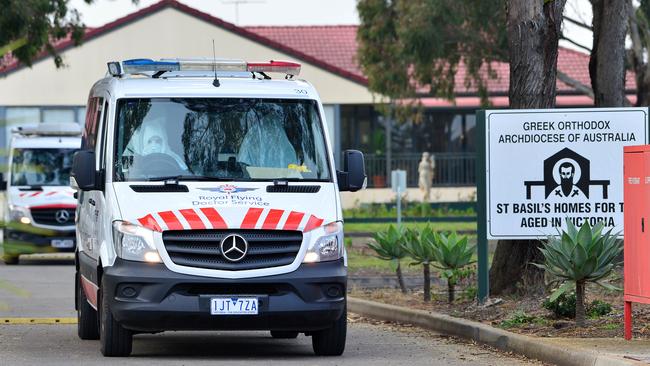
[220, 234, 248, 262]
[55, 210, 70, 224]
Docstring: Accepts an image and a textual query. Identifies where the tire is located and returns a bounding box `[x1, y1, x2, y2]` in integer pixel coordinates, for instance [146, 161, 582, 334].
[99, 275, 132, 357]
[312, 306, 347, 356]
[270, 331, 299, 339]
[76, 272, 99, 340]
[3, 255, 18, 265]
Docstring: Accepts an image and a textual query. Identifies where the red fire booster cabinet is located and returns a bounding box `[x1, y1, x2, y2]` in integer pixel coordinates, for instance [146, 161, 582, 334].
[623, 145, 650, 340]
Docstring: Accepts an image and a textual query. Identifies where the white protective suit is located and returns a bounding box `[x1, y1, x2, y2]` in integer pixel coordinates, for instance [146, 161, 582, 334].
[237, 107, 298, 168]
[127, 117, 187, 170]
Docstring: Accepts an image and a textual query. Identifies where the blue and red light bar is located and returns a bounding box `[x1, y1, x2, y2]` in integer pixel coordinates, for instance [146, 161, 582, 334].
[107, 58, 301, 77]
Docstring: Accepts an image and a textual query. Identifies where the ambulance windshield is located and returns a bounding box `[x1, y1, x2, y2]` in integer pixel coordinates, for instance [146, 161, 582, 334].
[114, 98, 331, 182]
[11, 148, 77, 187]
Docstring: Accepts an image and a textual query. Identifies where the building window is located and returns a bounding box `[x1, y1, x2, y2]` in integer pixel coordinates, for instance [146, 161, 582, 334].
[42, 108, 76, 124]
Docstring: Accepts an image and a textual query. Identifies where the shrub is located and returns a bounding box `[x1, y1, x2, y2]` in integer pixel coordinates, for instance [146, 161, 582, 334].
[430, 232, 475, 303]
[536, 219, 622, 327]
[543, 292, 576, 318]
[368, 225, 409, 293]
[588, 300, 612, 318]
[402, 226, 437, 301]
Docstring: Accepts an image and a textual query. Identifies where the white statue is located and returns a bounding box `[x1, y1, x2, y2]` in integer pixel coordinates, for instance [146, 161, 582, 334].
[418, 152, 435, 201]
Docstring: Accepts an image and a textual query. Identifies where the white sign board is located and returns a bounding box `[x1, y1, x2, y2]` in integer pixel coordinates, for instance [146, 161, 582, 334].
[485, 108, 648, 239]
[391, 170, 406, 193]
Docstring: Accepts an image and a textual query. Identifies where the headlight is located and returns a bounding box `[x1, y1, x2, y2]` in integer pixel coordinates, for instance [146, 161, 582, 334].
[112, 221, 161, 263]
[303, 221, 343, 263]
[9, 205, 31, 225]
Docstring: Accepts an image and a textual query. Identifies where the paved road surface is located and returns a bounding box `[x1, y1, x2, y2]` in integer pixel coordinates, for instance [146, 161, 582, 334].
[0, 258, 541, 365]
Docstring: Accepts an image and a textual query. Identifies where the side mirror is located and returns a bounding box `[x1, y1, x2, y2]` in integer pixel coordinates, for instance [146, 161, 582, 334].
[0, 173, 6, 191]
[337, 150, 366, 192]
[71, 150, 96, 191]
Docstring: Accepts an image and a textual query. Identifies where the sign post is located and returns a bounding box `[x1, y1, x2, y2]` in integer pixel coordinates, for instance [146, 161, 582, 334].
[392, 170, 406, 227]
[476, 108, 648, 304]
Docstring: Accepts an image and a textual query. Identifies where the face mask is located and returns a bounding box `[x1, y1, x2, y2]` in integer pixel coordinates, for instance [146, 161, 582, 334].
[144, 135, 163, 154]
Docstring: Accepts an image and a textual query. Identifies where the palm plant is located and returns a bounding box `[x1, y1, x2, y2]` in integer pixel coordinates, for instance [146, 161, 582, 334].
[402, 226, 437, 301]
[430, 232, 475, 303]
[368, 225, 409, 293]
[536, 219, 622, 327]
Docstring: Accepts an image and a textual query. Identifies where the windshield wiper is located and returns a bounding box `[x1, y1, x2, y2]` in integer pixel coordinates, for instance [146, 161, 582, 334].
[147, 175, 234, 183]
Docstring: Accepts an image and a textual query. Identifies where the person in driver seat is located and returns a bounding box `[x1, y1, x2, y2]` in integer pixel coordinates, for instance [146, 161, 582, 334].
[137, 117, 187, 170]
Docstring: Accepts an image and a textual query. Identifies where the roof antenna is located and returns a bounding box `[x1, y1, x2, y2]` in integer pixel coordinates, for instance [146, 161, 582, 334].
[212, 39, 220, 87]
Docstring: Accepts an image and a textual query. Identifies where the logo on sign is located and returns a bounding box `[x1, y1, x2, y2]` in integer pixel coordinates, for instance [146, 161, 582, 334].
[524, 148, 610, 200]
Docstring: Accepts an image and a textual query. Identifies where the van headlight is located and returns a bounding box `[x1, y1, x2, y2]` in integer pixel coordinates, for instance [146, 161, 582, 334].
[303, 221, 343, 263]
[112, 221, 161, 263]
[9, 205, 31, 225]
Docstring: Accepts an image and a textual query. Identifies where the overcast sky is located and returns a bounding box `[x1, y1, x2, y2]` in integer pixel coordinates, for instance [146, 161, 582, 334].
[69, 0, 593, 53]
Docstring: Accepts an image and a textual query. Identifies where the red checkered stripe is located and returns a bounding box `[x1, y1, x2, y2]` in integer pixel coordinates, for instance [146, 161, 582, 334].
[137, 207, 324, 233]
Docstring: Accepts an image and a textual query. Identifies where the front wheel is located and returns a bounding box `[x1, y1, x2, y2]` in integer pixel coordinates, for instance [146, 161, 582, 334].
[76, 272, 99, 340]
[311, 307, 347, 356]
[99, 275, 132, 357]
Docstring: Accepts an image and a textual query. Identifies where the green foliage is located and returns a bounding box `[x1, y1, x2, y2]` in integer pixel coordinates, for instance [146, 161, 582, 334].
[344, 237, 353, 249]
[343, 203, 475, 219]
[430, 232, 475, 273]
[462, 285, 478, 301]
[543, 292, 576, 318]
[537, 220, 622, 302]
[356, 0, 507, 113]
[499, 311, 546, 329]
[367, 225, 408, 270]
[588, 300, 612, 318]
[402, 226, 436, 265]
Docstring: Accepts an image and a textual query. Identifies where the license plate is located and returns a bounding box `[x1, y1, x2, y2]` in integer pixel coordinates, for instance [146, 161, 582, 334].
[210, 297, 258, 315]
[51, 239, 74, 248]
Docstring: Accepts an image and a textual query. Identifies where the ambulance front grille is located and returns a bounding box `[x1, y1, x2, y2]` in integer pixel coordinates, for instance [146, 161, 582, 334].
[162, 230, 303, 271]
[30, 208, 76, 226]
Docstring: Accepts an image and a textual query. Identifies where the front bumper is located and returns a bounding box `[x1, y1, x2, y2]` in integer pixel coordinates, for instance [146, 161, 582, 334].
[2, 227, 76, 256]
[103, 258, 347, 333]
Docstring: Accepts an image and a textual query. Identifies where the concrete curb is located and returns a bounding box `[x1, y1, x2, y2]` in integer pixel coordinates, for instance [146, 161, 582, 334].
[348, 297, 640, 366]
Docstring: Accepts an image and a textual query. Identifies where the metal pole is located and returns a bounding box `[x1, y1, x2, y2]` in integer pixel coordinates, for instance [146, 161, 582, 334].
[397, 186, 402, 227]
[476, 110, 489, 304]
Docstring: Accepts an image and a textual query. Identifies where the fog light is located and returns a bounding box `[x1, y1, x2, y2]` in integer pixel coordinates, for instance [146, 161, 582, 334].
[121, 286, 138, 298]
[326, 285, 342, 298]
[144, 251, 161, 263]
[304, 252, 319, 263]
[19, 217, 31, 225]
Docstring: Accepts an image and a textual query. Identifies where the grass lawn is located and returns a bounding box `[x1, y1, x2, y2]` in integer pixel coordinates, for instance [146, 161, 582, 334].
[344, 221, 476, 233]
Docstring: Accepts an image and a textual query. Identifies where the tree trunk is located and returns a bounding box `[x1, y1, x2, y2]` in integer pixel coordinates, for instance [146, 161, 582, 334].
[628, 0, 650, 106]
[575, 280, 587, 327]
[423, 262, 431, 302]
[447, 280, 455, 303]
[396, 261, 407, 294]
[590, 0, 629, 107]
[491, 0, 566, 296]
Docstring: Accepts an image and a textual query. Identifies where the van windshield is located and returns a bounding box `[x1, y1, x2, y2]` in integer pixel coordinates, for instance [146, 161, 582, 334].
[11, 148, 77, 187]
[114, 98, 332, 182]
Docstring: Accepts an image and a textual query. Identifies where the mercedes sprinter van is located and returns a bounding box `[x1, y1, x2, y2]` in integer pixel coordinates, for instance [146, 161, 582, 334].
[2, 123, 81, 264]
[72, 58, 365, 357]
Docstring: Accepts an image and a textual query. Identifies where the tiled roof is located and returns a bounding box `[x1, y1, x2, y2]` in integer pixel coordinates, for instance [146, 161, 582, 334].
[0, 0, 635, 97]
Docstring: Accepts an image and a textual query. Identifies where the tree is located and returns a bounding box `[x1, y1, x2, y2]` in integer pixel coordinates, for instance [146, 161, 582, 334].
[0, 0, 136, 69]
[356, 0, 507, 108]
[487, 0, 568, 296]
[402, 227, 438, 302]
[590, 0, 629, 107]
[629, 0, 650, 106]
[430, 232, 475, 303]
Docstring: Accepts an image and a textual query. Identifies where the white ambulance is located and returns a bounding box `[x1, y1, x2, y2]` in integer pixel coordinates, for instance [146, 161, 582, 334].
[71, 58, 365, 357]
[1, 124, 81, 264]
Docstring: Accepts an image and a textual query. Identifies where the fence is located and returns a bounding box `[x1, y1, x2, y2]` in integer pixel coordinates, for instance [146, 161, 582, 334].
[364, 152, 476, 188]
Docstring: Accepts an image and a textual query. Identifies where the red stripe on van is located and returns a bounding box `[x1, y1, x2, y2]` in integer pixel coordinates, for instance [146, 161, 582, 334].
[158, 211, 184, 230]
[262, 209, 283, 230]
[30, 191, 42, 197]
[30, 204, 76, 209]
[19, 193, 26, 197]
[179, 209, 206, 230]
[46, 191, 58, 196]
[241, 208, 263, 229]
[283, 211, 304, 231]
[200, 208, 227, 229]
[138, 214, 162, 232]
[303, 215, 324, 232]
